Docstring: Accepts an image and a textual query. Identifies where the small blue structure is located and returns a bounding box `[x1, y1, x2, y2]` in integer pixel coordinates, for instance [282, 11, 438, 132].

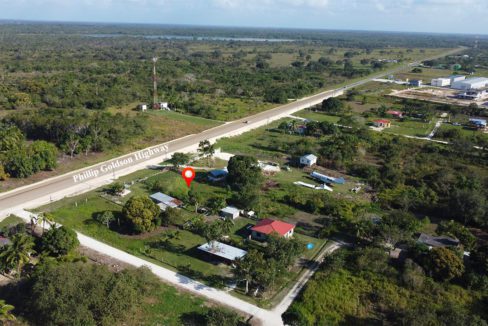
[208, 169, 228, 182]
[409, 79, 423, 87]
[306, 243, 314, 250]
[310, 171, 345, 185]
[469, 118, 487, 130]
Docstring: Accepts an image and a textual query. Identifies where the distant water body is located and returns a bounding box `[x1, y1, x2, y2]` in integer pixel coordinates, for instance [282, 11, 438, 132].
[86, 34, 295, 42]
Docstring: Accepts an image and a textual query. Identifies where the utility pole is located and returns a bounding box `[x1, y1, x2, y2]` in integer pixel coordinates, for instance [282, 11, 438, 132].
[152, 57, 158, 109]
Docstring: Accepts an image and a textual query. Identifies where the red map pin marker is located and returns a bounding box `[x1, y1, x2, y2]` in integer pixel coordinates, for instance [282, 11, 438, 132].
[182, 167, 195, 188]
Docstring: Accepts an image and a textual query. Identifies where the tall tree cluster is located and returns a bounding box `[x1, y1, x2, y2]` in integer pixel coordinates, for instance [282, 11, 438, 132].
[0, 123, 57, 179]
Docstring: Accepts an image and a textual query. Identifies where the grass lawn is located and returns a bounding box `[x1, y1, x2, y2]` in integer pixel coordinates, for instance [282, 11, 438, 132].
[38, 191, 235, 279]
[216, 119, 310, 164]
[294, 110, 341, 123]
[434, 123, 485, 140]
[0, 215, 24, 228]
[141, 281, 209, 326]
[382, 119, 435, 137]
[191, 157, 228, 169]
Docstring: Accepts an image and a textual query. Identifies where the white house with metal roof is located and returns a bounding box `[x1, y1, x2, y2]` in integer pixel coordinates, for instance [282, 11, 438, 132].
[300, 154, 317, 167]
[198, 241, 247, 262]
[220, 206, 240, 220]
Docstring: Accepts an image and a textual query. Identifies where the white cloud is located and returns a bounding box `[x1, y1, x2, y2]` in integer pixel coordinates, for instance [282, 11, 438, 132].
[212, 0, 329, 9]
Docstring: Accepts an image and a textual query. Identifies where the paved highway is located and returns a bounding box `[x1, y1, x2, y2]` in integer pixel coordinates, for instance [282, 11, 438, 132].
[0, 47, 465, 219]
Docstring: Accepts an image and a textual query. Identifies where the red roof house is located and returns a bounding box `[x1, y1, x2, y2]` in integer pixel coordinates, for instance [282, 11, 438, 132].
[251, 219, 295, 240]
[373, 119, 391, 128]
[386, 110, 403, 118]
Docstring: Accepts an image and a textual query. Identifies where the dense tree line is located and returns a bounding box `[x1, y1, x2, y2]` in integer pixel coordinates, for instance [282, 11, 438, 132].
[0, 22, 433, 118]
[0, 123, 57, 179]
[0, 109, 148, 180]
[0, 23, 475, 48]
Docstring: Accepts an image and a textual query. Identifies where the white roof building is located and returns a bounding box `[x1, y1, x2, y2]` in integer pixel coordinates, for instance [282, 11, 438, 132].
[258, 161, 280, 173]
[300, 154, 318, 167]
[198, 241, 247, 262]
[220, 206, 240, 219]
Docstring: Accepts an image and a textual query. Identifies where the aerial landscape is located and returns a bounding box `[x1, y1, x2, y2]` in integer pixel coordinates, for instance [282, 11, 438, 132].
[0, 1, 487, 325]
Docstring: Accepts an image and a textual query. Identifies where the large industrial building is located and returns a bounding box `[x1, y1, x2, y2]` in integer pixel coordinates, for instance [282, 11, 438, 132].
[452, 77, 488, 90]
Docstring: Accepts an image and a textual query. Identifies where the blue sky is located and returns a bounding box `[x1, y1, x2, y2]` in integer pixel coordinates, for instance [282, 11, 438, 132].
[0, 0, 487, 34]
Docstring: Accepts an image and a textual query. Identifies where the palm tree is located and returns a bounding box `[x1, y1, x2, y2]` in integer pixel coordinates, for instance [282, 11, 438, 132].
[0, 233, 35, 277]
[220, 218, 234, 236]
[36, 213, 55, 235]
[234, 255, 253, 294]
[29, 214, 38, 235]
[0, 300, 16, 322]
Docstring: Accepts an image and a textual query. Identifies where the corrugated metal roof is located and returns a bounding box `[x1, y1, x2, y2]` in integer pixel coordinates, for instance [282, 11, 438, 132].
[198, 241, 247, 261]
[150, 192, 181, 208]
[457, 77, 488, 84]
[301, 154, 317, 160]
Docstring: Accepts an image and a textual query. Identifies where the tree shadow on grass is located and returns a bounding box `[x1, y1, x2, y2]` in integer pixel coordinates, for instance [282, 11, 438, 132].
[180, 312, 207, 326]
[149, 239, 186, 254]
[89, 211, 134, 235]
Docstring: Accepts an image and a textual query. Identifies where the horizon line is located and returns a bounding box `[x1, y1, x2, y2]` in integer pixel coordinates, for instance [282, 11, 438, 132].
[0, 18, 486, 38]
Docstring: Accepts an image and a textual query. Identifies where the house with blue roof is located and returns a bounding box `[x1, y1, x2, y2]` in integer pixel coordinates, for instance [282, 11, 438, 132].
[469, 118, 487, 130]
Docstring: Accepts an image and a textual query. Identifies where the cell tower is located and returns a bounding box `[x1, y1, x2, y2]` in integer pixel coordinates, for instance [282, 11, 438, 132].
[152, 57, 158, 109]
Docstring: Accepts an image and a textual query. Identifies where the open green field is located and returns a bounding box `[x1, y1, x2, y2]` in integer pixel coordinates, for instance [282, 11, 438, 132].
[381, 118, 435, 137]
[434, 123, 487, 140]
[141, 282, 208, 326]
[216, 119, 308, 163]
